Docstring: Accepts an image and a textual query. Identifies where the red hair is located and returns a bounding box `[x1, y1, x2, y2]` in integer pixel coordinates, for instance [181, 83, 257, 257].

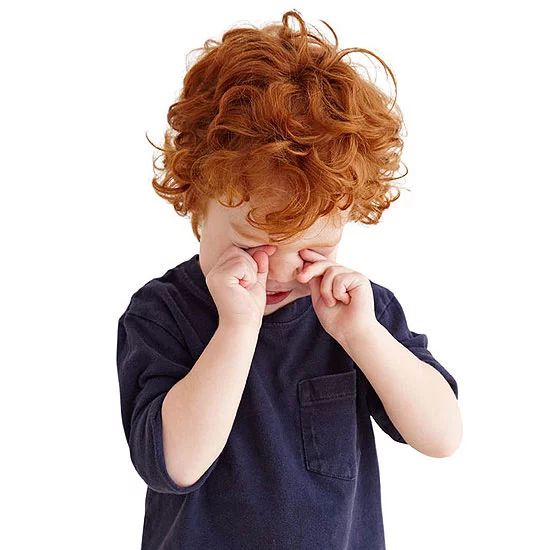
[149, 10, 407, 243]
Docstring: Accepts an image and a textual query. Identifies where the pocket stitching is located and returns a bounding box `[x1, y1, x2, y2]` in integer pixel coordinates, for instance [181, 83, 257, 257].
[300, 390, 356, 404]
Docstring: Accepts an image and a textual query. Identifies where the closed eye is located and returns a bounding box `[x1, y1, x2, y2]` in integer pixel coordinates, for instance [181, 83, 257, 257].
[234, 243, 335, 254]
[237, 248, 331, 256]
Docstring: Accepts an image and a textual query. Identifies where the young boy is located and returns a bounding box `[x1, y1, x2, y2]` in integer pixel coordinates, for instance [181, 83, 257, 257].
[116, 10, 461, 550]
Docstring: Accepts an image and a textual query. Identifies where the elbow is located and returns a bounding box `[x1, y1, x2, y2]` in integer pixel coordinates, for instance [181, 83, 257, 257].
[162, 441, 197, 489]
[169, 469, 200, 489]
[430, 426, 463, 458]
[164, 441, 214, 488]
[164, 449, 203, 489]
[418, 419, 463, 458]
[431, 400, 463, 458]
[430, 439, 460, 458]
[419, 439, 460, 458]
[165, 450, 205, 488]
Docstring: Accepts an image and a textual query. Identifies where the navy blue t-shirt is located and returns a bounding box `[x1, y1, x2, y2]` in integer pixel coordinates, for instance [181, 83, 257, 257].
[116, 253, 458, 549]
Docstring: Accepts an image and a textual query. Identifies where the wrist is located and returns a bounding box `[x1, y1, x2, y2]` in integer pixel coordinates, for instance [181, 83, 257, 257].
[217, 318, 261, 338]
[339, 318, 385, 355]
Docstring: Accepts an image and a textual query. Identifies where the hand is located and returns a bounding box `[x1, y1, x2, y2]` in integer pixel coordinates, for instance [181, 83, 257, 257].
[297, 249, 378, 343]
[205, 244, 277, 329]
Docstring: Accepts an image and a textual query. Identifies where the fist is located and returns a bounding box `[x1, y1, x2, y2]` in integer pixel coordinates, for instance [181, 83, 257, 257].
[205, 244, 277, 329]
[297, 249, 377, 342]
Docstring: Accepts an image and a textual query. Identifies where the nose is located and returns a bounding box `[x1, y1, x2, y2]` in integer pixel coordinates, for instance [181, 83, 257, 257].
[267, 249, 304, 285]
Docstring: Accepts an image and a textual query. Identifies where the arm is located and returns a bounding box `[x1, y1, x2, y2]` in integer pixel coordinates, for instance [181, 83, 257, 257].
[341, 320, 463, 458]
[161, 322, 259, 487]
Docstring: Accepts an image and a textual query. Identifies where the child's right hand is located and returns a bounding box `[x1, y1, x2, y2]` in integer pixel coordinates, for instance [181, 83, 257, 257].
[205, 244, 276, 329]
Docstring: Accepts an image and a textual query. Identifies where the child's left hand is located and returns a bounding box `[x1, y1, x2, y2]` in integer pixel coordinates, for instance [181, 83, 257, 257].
[297, 249, 378, 343]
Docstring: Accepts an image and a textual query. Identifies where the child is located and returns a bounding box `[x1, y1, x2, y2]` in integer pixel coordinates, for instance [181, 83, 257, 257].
[116, 10, 461, 549]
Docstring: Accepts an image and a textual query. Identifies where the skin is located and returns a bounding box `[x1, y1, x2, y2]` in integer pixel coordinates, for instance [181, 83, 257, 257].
[197, 197, 348, 316]
[184, 196, 463, 460]
[164, 198, 462, 490]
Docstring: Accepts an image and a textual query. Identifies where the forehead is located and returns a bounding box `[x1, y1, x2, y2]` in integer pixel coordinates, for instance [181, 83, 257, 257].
[213, 200, 345, 245]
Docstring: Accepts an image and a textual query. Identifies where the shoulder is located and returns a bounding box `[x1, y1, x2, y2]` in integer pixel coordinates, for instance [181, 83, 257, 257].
[118, 258, 191, 326]
[369, 279, 396, 320]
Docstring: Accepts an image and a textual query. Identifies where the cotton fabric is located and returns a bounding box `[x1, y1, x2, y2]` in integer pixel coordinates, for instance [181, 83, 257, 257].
[116, 253, 458, 549]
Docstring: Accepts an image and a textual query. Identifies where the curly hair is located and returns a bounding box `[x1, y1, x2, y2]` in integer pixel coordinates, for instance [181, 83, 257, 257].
[148, 10, 408, 243]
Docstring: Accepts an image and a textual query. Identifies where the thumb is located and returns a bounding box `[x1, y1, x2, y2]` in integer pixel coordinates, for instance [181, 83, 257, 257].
[251, 248, 271, 290]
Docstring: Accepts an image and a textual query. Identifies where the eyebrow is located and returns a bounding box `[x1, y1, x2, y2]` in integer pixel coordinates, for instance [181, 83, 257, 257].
[230, 222, 340, 248]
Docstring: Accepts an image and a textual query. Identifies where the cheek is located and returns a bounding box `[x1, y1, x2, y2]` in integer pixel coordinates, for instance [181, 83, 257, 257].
[317, 248, 337, 259]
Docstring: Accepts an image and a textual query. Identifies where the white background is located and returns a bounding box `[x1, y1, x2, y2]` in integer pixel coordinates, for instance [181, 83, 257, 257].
[2, 1, 548, 548]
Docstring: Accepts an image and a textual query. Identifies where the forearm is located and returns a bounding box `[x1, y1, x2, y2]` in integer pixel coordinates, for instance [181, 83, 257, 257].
[161, 322, 259, 486]
[341, 321, 462, 457]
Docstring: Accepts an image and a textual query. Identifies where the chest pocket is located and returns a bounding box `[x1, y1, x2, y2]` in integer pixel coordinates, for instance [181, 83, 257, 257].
[298, 370, 359, 480]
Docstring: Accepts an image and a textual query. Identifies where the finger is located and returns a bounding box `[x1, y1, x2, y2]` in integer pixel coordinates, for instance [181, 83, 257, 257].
[223, 245, 258, 272]
[299, 248, 328, 260]
[233, 245, 273, 288]
[332, 273, 351, 304]
[252, 249, 269, 289]
[253, 250, 269, 274]
[233, 251, 262, 288]
[248, 244, 277, 257]
[320, 266, 343, 307]
[297, 259, 334, 283]
[307, 273, 322, 304]
[236, 259, 257, 288]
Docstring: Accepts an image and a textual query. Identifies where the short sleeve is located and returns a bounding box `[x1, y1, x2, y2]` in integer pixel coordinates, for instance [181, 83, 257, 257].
[363, 292, 459, 444]
[116, 310, 220, 494]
